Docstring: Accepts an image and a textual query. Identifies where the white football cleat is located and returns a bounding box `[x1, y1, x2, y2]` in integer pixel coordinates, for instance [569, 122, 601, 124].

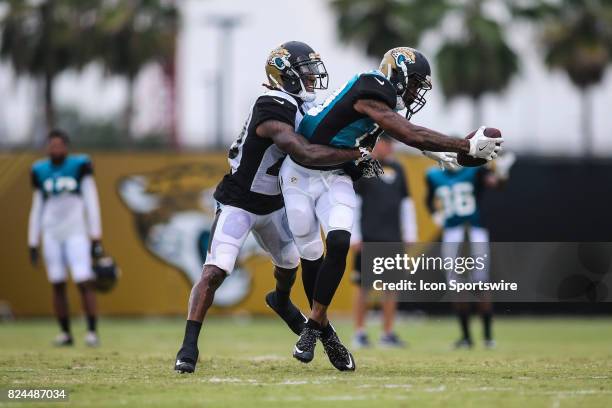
[85, 332, 100, 347]
[53, 332, 73, 347]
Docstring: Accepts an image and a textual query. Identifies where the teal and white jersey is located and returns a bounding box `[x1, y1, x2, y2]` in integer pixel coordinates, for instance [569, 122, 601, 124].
[426, 167, 488, 228]
[297, 70, 397, 152]
[28, 154, 101, 246]
[31, 154, 93, 200]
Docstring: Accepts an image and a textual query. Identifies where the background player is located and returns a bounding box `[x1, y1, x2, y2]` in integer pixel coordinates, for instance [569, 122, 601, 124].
[281, 46, 503, 370]
[173, 41, 368, 374]
[28, 129, 103, 347]
[350, 135, 418, 348]
[425, 153, 515, 348]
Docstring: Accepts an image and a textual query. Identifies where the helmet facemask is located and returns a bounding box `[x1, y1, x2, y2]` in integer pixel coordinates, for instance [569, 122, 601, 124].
[402, 73, 432, 120]
[283, 56, 328, 102]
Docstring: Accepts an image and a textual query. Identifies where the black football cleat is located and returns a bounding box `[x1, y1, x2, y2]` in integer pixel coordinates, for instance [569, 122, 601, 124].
[320, 325, 356, 372]
[293, 326, 321, 363]
[174, 346, 198, 374]
[265, 291, 308, 336]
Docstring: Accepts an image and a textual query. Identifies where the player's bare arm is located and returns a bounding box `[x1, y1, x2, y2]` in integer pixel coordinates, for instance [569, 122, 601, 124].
[256, 119, 361, 165]
[354, 99, 470, 153]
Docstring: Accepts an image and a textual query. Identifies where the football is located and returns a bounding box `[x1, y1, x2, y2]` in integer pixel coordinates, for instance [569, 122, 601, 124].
[457, 127, 502, 167]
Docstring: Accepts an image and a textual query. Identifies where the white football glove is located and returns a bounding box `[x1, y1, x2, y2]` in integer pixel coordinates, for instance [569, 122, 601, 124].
[468, 126, 504, 160]
[494, 151, 516, 180]
[422, 151, 461, 171]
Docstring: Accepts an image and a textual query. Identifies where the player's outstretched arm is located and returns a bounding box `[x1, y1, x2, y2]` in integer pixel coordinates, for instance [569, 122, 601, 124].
[354, 99, 469, 153]
[256, 120, 361, 166]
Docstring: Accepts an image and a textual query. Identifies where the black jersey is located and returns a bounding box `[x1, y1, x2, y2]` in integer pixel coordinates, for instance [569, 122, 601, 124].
[354, 159, 410, 242]
[214, 90, 309, 215]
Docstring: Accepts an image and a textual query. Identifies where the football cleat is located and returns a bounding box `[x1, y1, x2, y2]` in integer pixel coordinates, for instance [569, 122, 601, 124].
[453, 338, 474, 349]
[352, 332, 371, 349]
[321, 325, 356, 372]
[293, 326, 321, 363]
[174, 346, 199, 374]
[84, 332, 100, 348]
[379, 332, 406, 348]
[265, 291, 307, 336]
[53, 332, 73, 347]
[484, 339, 497, 349]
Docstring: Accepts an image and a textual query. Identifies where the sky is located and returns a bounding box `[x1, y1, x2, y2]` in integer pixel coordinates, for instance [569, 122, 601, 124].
[1, 0, 611, 156]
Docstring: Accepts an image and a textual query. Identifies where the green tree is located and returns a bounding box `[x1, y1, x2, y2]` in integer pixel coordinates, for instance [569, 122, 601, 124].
[331, 0, 518, 128]
[436, 1, 519, 127]
[0, 0, 100, 132]
[513, 0, 612, 155]
[332, 0, 448, 59]
[94, 0, 177, 139]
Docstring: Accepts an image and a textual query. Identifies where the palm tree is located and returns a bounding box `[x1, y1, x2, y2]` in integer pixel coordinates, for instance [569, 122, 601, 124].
[436, 1, 519, 127]
[331, 0, 518, 128]
[0, 0, 100, 131]
[94, 0, 178, 139]
[513, 0, 612, 156]
[332, 0, 448, 58]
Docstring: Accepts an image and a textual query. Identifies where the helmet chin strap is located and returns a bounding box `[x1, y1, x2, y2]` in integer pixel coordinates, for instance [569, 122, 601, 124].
[395, 96, 405, 111]
[297, 90, 316, 102]
[267, 72, 315, 102]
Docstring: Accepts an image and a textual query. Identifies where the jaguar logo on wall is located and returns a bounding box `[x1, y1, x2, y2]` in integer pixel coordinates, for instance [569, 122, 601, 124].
[117, 163, 263, 307]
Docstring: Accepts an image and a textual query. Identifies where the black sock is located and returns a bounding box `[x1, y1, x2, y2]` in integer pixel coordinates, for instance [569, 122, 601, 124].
[321, 322, 334, 339]
[182, 320, 202, 349]
[458, 311, 471, 341]
[482, 312, 493, 341]
[273, 267, 297, 306]
[313, 231, 351, 306]
[58, 317, 71, 335]
[306, 318, 322, 331]
[301, 256, 323, 308]
[86, 315, 97, 333]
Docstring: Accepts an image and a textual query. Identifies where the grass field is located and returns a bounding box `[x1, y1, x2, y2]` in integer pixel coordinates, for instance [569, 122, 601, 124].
[1, 317, 611, 407]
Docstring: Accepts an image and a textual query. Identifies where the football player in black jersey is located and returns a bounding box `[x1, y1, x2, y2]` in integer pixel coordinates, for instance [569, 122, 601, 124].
[174, 41, 370, 374]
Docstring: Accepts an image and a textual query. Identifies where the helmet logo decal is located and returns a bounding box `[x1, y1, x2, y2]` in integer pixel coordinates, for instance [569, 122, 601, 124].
[267, 46, 291, 69]
[391, 47, 416, 66]
[273, 57, 286, 69]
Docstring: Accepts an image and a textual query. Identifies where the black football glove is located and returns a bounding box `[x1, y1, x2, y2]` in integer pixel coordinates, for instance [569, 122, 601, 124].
[355, 147, 384, 178]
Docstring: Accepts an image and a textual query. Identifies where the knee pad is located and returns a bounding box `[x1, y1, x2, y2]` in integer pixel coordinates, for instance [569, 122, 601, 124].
[205, 242, 240, 274]
[286, 207, 315, 238]
[299, 239, 324, 261]
[276, 241, 301, 269]
[325, 230, 351, 258]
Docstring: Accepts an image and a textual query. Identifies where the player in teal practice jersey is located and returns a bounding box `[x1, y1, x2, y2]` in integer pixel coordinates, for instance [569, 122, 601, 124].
[280, 47, 504, 369]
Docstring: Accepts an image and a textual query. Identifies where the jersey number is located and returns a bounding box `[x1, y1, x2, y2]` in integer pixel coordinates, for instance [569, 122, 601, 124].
[43, 177, 78, 194]
[436, 182, 476, 218]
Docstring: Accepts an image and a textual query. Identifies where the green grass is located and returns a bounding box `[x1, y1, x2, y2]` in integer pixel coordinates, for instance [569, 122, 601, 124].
[1, 317, 611, 407]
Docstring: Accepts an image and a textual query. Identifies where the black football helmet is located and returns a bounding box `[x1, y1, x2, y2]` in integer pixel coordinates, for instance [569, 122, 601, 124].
[379, 47, 432, 119]
[265, 41, 328, 102]
[93, 255, 120, 293]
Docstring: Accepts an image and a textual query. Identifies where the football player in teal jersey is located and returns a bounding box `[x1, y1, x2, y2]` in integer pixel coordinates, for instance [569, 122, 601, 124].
[280, 47, 503, 369]
[28, 130, 104, 347]
[426, 154, 515, 349]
